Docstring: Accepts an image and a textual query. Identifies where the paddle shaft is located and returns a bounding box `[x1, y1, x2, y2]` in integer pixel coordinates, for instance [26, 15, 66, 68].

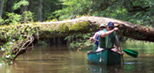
[116, 35, 124, 64]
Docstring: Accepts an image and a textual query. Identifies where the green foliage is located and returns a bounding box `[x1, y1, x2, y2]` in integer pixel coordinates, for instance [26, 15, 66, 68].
[4, 0, 34, 25]
[7, 13, 22, 25]
[1, 0, 153, 25]
[0, 17, 4, 24]
[44, 0, 62, 20]
[2, 0, 62, 22]
[0, 39, 16, 62]
[23, 11, 34, 22]
[4, 11, 34, 25]
[54, 0, 92, 20]
[54, 0, 154, 26]
[125, 0, 154, 26]
[13, 0, 29, 10]
[0, 25, 37, 63]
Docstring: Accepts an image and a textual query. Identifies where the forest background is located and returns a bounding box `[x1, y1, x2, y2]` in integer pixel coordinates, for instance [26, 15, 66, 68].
[0, 0, 153, 26]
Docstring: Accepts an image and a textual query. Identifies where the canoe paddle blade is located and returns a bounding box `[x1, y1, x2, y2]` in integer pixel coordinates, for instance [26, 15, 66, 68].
[123, 49, 138, 58]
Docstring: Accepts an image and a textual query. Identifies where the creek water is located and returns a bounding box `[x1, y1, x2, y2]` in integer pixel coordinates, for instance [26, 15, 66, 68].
[0, 42, 154, 73]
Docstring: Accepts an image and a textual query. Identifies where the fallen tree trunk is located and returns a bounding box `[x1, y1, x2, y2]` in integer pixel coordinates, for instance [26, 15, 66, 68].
[37, 16, 154, 42]
[0, 16, 154, 42]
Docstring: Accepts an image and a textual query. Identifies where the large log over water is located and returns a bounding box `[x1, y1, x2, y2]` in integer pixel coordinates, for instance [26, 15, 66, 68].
[38, 16, 154, 42]
[0, 16, 154, 43]
[0, 16, 154, 62]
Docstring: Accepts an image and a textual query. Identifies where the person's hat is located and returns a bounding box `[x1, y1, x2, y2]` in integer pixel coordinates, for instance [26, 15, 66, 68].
[99, 24, 106, 28]
[107, 22, 114, 28]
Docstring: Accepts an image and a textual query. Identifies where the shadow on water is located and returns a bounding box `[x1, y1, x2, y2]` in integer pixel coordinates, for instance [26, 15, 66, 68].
[88, 64, 123, 73]
[87, 58, 154, 73]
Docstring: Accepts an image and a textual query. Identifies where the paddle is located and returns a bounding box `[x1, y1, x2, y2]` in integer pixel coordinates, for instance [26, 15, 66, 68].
[123, 49, 138, 58]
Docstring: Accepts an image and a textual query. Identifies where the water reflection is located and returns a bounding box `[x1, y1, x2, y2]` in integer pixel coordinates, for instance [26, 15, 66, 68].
[0, 42, 154, 73]
[88, 64, 122, 73]
[124, 62, 142, 64]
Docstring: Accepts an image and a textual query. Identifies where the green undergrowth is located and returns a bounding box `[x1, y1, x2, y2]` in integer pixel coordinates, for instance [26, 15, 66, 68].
[0, 24, 38, 64]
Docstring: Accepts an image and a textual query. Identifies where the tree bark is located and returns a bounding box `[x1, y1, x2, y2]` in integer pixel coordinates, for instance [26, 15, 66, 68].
[0, 0, 3, 17]
[5, 0, 14, 12]
[38, 0, 43, 21]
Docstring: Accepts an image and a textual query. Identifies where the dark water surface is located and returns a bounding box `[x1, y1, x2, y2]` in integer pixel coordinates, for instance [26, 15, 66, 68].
[1, 42, 154, 73]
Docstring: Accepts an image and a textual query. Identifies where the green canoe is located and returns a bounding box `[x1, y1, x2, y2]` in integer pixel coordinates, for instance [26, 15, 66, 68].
[87, 49, 121, 65]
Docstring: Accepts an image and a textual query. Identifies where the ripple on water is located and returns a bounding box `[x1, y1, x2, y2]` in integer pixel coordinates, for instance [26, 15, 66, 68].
[124, 62, 142, 64]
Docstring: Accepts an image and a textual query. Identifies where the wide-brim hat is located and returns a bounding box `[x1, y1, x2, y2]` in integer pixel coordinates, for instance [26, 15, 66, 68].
[99, 24, 106, 28]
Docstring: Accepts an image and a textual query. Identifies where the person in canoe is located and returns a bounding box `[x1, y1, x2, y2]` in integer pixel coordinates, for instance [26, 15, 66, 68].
[90, 22, 123, 55]
[90, 23, 106, 51]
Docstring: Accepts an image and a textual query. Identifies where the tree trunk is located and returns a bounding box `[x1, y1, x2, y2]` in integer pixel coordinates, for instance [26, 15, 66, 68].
[38, 0, 43, 21]
[5, 0, 14, 12]
[22, 6, 28, 23]
[0, 16, 154, 42]
[27, 0, 33, 11]
[42, 0, 46, 20]
[0, 0, 3, 17]
[37, 16, 154, 42]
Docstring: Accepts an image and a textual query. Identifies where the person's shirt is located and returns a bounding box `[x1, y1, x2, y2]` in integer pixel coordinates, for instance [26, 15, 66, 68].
[91, 30, 104, 43]
[95, 36, 99, 46]
[99, 29, 119, 48]
[95, 30, 104, 36]
[93, 30, 104, 39]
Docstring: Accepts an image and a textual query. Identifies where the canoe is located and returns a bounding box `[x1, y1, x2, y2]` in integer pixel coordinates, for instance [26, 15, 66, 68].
[87, 49, 121, 65]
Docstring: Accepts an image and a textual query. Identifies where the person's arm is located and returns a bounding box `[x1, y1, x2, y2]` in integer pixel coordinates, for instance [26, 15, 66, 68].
[93, 33, 98, 40]
[90, 32, 99, 43]
[100, 28, 118, 37]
